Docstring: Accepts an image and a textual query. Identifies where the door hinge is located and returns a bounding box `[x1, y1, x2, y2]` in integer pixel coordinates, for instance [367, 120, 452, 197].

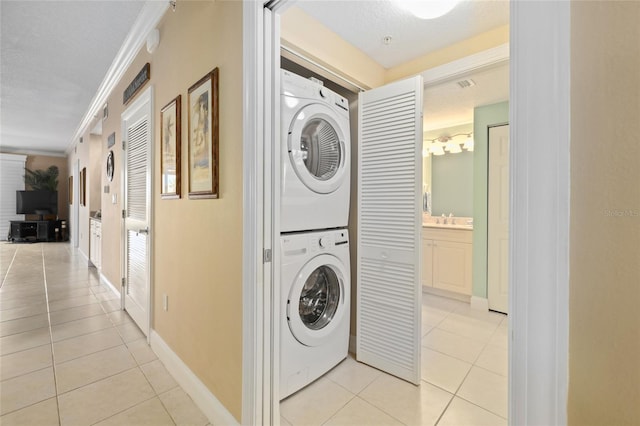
[122, 209, 126, 218]
[122, 140, 126, 150]
[263, 249, 272, 263]
[121, 277, 126, 288]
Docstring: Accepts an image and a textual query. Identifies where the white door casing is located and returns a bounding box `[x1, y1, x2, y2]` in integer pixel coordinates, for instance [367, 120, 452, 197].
[121, 86, 153, 337]
[488, 124, 510, 314]
[245, 1, 570, 424]
[357, 75, 423, 384]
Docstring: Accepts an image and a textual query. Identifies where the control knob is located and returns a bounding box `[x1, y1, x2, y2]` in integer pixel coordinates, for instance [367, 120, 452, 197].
[319, 236, 330, 248]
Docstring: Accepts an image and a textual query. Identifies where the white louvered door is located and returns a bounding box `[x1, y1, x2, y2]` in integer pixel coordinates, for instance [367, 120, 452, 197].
[122, 87, 153, 336]
[357, 76, 423, 384]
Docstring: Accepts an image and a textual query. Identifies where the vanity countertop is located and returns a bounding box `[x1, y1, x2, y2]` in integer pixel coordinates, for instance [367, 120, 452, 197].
[423, 223, 472, 230]
[422, 215, 473, 230]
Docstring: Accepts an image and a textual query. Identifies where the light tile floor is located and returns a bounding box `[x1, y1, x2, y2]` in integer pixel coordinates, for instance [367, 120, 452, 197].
[281, 293, 508, 426]
[0, 242, 210, 426]
[1, 242, 507, 425]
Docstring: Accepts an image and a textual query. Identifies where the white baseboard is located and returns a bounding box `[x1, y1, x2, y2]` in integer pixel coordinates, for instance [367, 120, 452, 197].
[422, 286, 471, 304]
[470, 296, 489, 311]
[150, 330, 239, 426]
[99, 273, 121, 298]
[78, 248, 89, 264]
[349, 334, 356, 355]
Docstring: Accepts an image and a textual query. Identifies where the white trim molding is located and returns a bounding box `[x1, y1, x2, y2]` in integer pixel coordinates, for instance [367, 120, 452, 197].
[66, 1, 168, 154]
[150, 331, 239, 426]
[421, 43, 509, 87]
[99, 273, 121, 298]
[242, 1, 265, 425]
[510, 1, 570, 425]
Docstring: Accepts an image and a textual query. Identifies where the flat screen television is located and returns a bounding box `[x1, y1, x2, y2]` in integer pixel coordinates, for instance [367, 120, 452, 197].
[16, 190, 58, 216]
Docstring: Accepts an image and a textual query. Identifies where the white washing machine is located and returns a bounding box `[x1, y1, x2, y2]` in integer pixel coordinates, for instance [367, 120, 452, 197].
[281, 70, 351, 233]
[280, 228, 350, 399]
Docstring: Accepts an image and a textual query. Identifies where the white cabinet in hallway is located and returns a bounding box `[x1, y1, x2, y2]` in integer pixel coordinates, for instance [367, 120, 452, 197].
[422, 227, 473, 296]
[89, 218, 101, 269]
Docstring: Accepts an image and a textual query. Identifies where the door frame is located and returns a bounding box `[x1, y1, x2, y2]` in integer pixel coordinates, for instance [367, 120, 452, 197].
[120, 85, 154, 339]
[242, 1, 571, 425]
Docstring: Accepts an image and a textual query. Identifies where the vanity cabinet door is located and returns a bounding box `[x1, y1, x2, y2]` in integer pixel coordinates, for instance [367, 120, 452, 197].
[432, 240, 472, 295]
[422, 238, 434, 288]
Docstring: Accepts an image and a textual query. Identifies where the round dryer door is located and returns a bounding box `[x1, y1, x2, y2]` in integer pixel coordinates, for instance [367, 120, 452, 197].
[287, 254, 349, 347]
[288, 103, 349, 194]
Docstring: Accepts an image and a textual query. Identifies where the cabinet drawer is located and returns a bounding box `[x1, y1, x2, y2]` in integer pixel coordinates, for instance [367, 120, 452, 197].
[423, 228, 472, 244]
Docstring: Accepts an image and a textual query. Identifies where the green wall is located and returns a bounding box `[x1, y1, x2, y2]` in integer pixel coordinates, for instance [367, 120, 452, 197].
[432, 151, 474, 217]
[472, 101, 509, 298]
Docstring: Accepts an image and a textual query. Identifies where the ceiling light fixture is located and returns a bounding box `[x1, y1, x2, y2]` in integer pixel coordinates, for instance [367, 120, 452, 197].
[395, 0, 460, 20]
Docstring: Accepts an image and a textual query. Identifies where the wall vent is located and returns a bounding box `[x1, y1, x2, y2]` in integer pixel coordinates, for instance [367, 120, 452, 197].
[456, 79, 476, 89]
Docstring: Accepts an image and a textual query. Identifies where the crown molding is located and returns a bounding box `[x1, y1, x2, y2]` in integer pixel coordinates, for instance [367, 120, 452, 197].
[66, 0, 169, 155]
[421, 43, 509, 87]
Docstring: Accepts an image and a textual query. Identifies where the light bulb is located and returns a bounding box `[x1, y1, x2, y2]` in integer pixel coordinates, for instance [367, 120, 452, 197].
[446, 143, 462, 154]
[463, 137, 474, 151]
[431, 145, 445, 156]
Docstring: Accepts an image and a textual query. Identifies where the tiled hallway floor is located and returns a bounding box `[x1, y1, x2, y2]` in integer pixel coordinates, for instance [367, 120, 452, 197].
[281, 294, 508, 426]
[0, 242, 210, 426]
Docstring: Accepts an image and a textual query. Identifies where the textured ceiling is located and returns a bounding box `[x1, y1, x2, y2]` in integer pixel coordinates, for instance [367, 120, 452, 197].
[296, 0, 509, 68]
[0, 0, 145, 155]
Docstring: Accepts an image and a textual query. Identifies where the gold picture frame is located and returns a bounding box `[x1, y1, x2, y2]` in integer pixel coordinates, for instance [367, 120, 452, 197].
[187, 68, 219, 199]
[80, 167, 86, 206]
[160, 95, 181, 199]
[68, 176, 73, 205]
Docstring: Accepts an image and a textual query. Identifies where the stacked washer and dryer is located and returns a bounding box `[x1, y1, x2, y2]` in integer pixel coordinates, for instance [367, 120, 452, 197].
[279, 70, 352, 399]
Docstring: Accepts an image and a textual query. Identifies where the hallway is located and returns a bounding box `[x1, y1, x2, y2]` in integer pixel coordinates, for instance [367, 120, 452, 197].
[0, 242, 209, 425]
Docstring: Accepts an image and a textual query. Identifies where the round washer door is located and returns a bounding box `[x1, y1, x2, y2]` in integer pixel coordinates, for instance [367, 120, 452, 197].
[287, 254, 349, 347]
[288, 103, 349, 194]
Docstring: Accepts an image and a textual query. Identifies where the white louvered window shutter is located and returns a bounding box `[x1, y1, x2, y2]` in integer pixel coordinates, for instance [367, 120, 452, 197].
[0, 154, 27, 240]
[357, 76, 423, 384]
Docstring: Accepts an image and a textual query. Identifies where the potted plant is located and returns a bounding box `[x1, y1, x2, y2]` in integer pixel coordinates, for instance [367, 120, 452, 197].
[24, 165, 59, 191]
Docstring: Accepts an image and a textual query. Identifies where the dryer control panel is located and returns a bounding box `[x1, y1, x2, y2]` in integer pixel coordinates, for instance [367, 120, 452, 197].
[309, 229, 349, 253]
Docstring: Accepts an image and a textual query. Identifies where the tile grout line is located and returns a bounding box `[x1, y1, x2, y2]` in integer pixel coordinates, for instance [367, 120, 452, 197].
[40, 244, 63, 426]
[0, 246, 19, 289]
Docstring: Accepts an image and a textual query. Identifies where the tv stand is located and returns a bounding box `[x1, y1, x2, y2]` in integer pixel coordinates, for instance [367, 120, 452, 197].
[9, 220, 66, 243]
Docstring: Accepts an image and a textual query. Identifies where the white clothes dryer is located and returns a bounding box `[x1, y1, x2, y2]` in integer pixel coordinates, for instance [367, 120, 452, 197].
[280, 228, 350, 399]
[281, 70, 351, 233]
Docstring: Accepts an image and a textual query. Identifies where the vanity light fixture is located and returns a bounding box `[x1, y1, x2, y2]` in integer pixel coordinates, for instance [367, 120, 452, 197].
[395, 0, 460, 19]
[424, 132, 473, 156]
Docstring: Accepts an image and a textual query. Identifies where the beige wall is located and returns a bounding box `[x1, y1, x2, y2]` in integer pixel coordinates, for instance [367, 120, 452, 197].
[25, 155, 69, 222]
[281, 7, 386, 89]
[88, 134, 102, 214]
[569, 1, 640, 424]
[281, 7, 508, 88]
[95, 1, 244, 419]
[384, 25, 509, 83]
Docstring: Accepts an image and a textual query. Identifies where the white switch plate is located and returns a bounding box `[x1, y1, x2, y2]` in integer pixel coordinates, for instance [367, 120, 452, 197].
[111, 194, 117, 204]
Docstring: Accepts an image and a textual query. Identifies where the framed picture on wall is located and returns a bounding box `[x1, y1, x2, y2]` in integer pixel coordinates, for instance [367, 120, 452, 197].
[80, 167, 86, 206]
[187, 67, 219, 199]
[68, 176, 73, 205]
[160, 95, 181, 199]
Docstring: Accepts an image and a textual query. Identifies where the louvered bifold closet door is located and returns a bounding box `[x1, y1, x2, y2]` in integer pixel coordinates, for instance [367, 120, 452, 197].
[122, 88, 152, 336]
[126, 117, 149, 315]
[357, 76, 423, 384]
